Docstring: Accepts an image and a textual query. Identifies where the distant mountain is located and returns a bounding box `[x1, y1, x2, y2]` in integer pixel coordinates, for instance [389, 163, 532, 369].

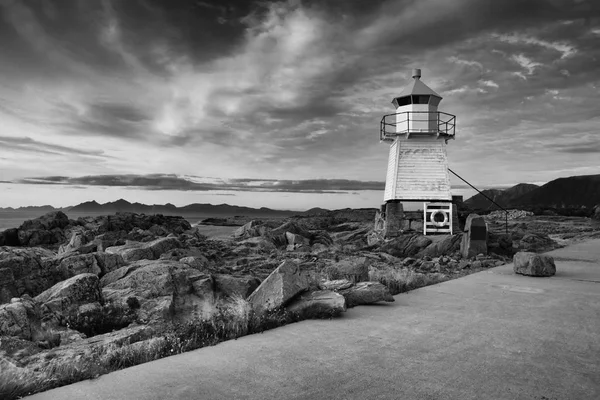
[512, 175, 600, 209]
[0, 205, 58, 212]
[66, 199, 298, 217]
[303, 207, 330, 215]
[465, 175, 600, 210]
[464, 183, 539, 210]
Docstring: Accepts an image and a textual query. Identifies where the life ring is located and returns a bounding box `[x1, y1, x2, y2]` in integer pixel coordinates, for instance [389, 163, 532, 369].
[430, 210, 448, 227]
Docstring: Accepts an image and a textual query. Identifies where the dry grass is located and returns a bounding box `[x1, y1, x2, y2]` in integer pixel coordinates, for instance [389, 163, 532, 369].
[369, 267, 448, 295]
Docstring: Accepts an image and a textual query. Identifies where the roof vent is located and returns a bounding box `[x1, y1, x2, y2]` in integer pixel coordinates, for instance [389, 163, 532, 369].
[412, 68, 421, 80]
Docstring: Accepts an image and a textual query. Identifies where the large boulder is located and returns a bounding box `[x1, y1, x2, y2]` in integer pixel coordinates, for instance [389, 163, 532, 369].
[379, 233, 432, 258]
[46, 253, 102, 280]
[339, 282, 395, 307]
[247, 260, 308, 314]
[35, 273, 103, 318]
[419, 234, 462, 258]
[58, 231, 99, 254]
[513, 252, 556, 277]
[213, 274, 261, 299]
[326, 257, 370, 283]
[0, 296, 42, 340]
[233, 220, 269, 239]
[105, 237, 181, 262]
[0, 228, 20, 246]
[0, 247, 56, 304]
[286, 290, 346, 318]
[17, 211, 72, 246]
[461, 214, 487, 258]
[102, 260, 216, 323]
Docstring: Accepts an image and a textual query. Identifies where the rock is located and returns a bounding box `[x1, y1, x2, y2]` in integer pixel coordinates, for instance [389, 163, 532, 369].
[516, 233, 557, 253]
[94, 252, 126, 275]
[16, 211, 72, 246]
[49, 253, 102, 280]
[0, 228, 20, 246]
[238, 237, 276, 251]
[419, 234, 462, 257]
[102, 260, 216, 323]
[233, 220, 267, 239]
[286, 290, 346, 318]
[513, 252, 556, 277]
[271, 221, 311, 240]
[472, 260, 483, 269]
[285, 232, 310, 247]
[461, 214, 488, 258]
[105, 237, 181, 262]
[0, 247, 57, 304]
[318, 279, 354, 291]
[327, 257, 370, 283]
[311, 243, 330, 254]
[420, 261, 435, 271]
[35, 274, 103, 319]
[213, 274, 261, 299]
[58, 231, 89, 254]
[0, 296, 42, 339]
[179, 255, 211, 271]
[339, 282, 395, 307]
[380, 233, 432, 258]
[247, 260, 308, 314]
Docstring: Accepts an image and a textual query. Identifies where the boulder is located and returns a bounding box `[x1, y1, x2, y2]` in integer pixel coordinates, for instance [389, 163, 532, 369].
[247, 260, 308, 314]
[16, 211, 72, 246]
[326, 257, 370, 283]
[461, 214, 487, 258]
[58, 231, 88, 254]
[318, 279, 353, 291]
[94, 252, 126, 275]
[380, 233, 432, 258]
[513, 252, 556, 277]
[179, 255, 211, 271]
[286, 290, 346, 318]
[102, 260, 216, 323]
[339, 281, 395, 307]
[105, 237, 181, 262]
[0, 296, 42, 340]
[419, 234, 462, 258]
[238, 237, 277, 251]
[35, 273, 103, 318]
[214, 274, 261, 299]
[233, 220, 266, 239]
[0, 228, 20, 246]
[285, 232, 310, 247]
[48, 253, 102, 280]
[0, 247, 57, 304]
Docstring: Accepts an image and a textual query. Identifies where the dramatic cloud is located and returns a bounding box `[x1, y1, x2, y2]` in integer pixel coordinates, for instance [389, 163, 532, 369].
[0, 0, 599, 208]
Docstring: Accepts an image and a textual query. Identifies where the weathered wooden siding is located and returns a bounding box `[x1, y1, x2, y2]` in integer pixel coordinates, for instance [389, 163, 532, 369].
[384, 137, 451, 201]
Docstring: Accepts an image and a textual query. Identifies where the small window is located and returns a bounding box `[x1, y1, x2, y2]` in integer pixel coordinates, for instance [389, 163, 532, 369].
[394, 96, 411, 107]
[429, 96, 441, 106]
[412, 95, 430, 104]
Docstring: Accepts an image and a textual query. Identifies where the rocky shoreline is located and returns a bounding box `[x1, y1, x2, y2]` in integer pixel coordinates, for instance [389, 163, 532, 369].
[1, 208, 599, 398]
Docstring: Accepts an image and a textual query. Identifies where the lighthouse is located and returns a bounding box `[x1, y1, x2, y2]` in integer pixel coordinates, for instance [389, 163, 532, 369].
[378, 69, 457, 236]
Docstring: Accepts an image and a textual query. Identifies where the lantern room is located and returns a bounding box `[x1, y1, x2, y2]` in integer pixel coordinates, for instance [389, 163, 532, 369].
[380, 69, 456, 142]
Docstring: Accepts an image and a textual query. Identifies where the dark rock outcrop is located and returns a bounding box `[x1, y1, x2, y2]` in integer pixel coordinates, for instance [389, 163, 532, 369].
[286, 290, 346, 317]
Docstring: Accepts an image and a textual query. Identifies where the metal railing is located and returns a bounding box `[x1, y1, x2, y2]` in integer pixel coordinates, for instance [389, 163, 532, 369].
[448, 168, 509, 235]
[380, 111, 456, 141]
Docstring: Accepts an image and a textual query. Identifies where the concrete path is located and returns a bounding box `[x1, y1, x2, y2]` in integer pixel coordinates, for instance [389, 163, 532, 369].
[27, 240, 600, 400]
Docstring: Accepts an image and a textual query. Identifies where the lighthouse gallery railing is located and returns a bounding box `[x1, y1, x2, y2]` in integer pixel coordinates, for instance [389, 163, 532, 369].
[380, 111, 456, 142]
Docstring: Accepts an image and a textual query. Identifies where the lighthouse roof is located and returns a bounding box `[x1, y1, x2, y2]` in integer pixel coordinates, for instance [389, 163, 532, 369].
[397, 77, 442, 99]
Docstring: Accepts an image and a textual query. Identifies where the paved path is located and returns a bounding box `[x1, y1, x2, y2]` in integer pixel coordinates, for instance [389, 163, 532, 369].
[27, 240, 600, 400]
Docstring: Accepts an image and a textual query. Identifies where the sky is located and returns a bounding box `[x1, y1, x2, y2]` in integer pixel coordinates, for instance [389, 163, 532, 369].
[0, 0, 599, 211]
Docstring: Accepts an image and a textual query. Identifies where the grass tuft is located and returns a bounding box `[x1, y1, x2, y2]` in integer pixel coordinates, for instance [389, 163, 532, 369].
[369, 267, 448, 295]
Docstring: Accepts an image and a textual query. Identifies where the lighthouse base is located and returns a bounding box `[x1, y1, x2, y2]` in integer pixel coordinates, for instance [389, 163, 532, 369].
[383, 201, 405, 238]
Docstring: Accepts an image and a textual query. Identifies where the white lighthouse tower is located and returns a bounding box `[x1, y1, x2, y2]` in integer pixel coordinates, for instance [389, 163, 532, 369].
[379, 69, 456, 236]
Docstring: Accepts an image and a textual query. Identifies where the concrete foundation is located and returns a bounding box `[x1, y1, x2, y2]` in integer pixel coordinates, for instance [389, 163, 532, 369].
[461, 213, 487, 258]
[384, 201, 404, 238]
